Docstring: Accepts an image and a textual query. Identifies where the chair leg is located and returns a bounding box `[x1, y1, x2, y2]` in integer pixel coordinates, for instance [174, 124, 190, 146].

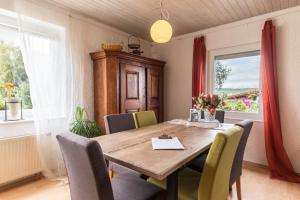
[109, 170, 114, 178]
[236, 177, 242, 200]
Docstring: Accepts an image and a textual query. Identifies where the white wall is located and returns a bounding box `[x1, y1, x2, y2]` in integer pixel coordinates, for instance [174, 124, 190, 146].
[152, 6, 300, 170]
[9, 0, 152, 118]
[0, 0, 152, 136]
[67, 15, 152, 117]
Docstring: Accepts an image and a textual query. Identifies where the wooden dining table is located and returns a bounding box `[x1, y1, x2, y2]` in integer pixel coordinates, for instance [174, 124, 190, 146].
[94, 121, 221, 200]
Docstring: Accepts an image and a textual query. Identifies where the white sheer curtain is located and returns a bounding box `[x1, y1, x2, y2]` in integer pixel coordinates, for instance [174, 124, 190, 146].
[16, 7, 82, 178]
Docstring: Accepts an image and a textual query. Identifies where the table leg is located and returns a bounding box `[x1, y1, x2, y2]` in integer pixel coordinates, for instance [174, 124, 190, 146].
[166, 170, 178, 200]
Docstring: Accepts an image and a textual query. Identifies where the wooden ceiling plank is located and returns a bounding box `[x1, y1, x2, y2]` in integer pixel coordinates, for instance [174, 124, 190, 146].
[200, 0, 230, 23]
[280, 0, 289, 9]
[226, 0, 246, 19]
[261, 0, 274, 12]
[92, 0, 153, 25]
[219, 0, 241, 20]
[85, 0, 153, 38]
[43, 0, 300, 41]
[167, 0, 205, 31]
[288, 0, 297, 7]
[271, 0, 282, 10]
[234, 0, 253, 17]
[210, 0, 236, 22]
[245, 0, 261, 16]
[186, 0, 221, 27]
[253, 0, 267, 14]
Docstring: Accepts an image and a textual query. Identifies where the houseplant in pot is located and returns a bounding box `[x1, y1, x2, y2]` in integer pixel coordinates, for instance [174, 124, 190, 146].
[70, 106, 103, 138]
[193, 94, 225, 121]
[2, 83, 21, 120]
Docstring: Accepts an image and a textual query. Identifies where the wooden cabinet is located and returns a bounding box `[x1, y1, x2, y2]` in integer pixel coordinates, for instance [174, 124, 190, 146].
[90, 51, 165, 127]
[147, 67, 163, 122]
[120, 62, 146, 113]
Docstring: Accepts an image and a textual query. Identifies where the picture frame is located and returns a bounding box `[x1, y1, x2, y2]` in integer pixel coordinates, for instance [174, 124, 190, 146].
[189, 109, 200, 122]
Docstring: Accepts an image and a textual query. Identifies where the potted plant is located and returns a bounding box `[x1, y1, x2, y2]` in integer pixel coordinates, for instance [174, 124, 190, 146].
[1, 83, 21, 120]
[70, 106, 103, 138]
[193, 94, 225, 121]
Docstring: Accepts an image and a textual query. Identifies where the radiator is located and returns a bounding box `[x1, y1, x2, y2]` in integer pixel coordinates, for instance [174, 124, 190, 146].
[0, 135, 42, 186]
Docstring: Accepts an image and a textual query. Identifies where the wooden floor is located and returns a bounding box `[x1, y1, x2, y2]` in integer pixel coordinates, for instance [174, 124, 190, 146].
[0, 165, 300, 200]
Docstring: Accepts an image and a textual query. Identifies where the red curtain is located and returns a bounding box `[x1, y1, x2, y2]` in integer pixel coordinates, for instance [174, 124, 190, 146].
[261, 20, 300, 182]
[192, 36, 206, 102]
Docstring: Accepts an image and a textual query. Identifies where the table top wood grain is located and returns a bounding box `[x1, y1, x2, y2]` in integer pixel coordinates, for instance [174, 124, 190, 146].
[94, 122, 220, 180]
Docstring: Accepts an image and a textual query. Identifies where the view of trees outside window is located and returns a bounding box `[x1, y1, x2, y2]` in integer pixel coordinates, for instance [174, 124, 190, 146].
[0, 41, 32, 110]
[214, 51, 260, 112]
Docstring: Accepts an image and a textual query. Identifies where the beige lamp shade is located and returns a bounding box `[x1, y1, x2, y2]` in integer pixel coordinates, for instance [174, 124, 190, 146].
[150, 19, 173, 43]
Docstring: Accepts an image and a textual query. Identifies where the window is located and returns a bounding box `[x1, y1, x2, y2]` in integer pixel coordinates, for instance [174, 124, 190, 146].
[213, 50, 261, 115]
[0, 14, 32, 120]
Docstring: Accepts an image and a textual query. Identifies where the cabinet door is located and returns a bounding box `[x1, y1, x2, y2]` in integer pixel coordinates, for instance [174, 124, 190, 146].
[120, 63, 146, 113]
[147, 67, 163, 122]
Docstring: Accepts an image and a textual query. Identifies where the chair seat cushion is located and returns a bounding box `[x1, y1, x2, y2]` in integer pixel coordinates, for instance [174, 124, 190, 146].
[109, 161, 142, 177]
[148, 168, 201, 200]
[188, 153, 208, 173]
[112, 174, 166, 200]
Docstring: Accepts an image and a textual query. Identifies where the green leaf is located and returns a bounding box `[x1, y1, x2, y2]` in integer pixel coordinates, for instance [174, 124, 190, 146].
[70, 106, 103, 138]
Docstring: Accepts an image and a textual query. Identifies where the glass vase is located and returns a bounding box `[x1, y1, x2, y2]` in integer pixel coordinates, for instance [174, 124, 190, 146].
[204, 110, 216, 121]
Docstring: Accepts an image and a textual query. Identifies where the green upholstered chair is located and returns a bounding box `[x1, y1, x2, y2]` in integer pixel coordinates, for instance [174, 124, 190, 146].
[133, 111, 158, 128]
[148, 126, 243, 200]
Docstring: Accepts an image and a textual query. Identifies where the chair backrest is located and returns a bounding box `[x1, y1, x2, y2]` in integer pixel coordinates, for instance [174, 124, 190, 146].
[230, 120, 253, 186]
[198, 126, 243, 200]
[201, 110, 225, 123]
[57, 132, 114, 200]
[133, 111, 158, 128]
[104, 113, 136, 134]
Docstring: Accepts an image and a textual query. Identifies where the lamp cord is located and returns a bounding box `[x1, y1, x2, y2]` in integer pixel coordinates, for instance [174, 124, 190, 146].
[160, 0, 170, 20]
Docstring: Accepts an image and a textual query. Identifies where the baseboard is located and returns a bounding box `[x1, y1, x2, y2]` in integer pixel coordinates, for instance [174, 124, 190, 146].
[243, 160, 269, 170]
[0, 173, 43, 192]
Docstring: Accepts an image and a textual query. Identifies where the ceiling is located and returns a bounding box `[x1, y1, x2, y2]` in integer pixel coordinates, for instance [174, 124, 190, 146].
[45, 0, 300, 41]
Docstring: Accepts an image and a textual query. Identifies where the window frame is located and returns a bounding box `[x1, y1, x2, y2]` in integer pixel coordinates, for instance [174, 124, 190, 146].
[0, 11, 33, 122]
[207, 43, 263, 121]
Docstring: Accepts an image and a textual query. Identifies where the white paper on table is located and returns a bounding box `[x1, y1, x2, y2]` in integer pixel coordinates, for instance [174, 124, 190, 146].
[167, 119, 188, 125]
[213, 123, 235, 130]
[151, 137, 185, 150]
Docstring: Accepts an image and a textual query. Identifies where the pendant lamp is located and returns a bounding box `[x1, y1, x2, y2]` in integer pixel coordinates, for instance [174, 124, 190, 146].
[150, 0, 173, 43]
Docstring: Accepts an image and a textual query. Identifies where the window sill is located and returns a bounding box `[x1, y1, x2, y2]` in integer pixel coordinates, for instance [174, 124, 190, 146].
[223, 111, 263, 122]
[0, 119, 35, 139]
[0, 109, 33, 125]
[0, 119, 34, 125]
[225, 117, 263, 123]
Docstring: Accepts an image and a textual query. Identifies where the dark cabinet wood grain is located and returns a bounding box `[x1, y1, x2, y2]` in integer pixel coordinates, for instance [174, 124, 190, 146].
[120, 62, 146, 113]
[90, 51, 165, 128]
[147, 66, 163, 122]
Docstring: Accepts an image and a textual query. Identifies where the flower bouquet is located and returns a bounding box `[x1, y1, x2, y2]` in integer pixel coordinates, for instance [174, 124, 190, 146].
[193, 94, 225, 121]
[1, 83, 21, 120]
[1, 83, 16, 100]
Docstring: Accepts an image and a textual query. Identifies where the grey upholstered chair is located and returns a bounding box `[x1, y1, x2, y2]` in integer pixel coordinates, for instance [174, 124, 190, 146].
[104, 113, 141, 177]
[188, 120, 253, 200]
[104, 113, 136, 134]
[201, 110, 225, 123]
[230, 120, 253, 200]
[57, 132, 166, 200]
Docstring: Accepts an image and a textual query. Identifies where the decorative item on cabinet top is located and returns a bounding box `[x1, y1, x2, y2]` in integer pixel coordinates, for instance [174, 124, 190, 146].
[101, 43, 123, 51]
[128, 35, 143, 55]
